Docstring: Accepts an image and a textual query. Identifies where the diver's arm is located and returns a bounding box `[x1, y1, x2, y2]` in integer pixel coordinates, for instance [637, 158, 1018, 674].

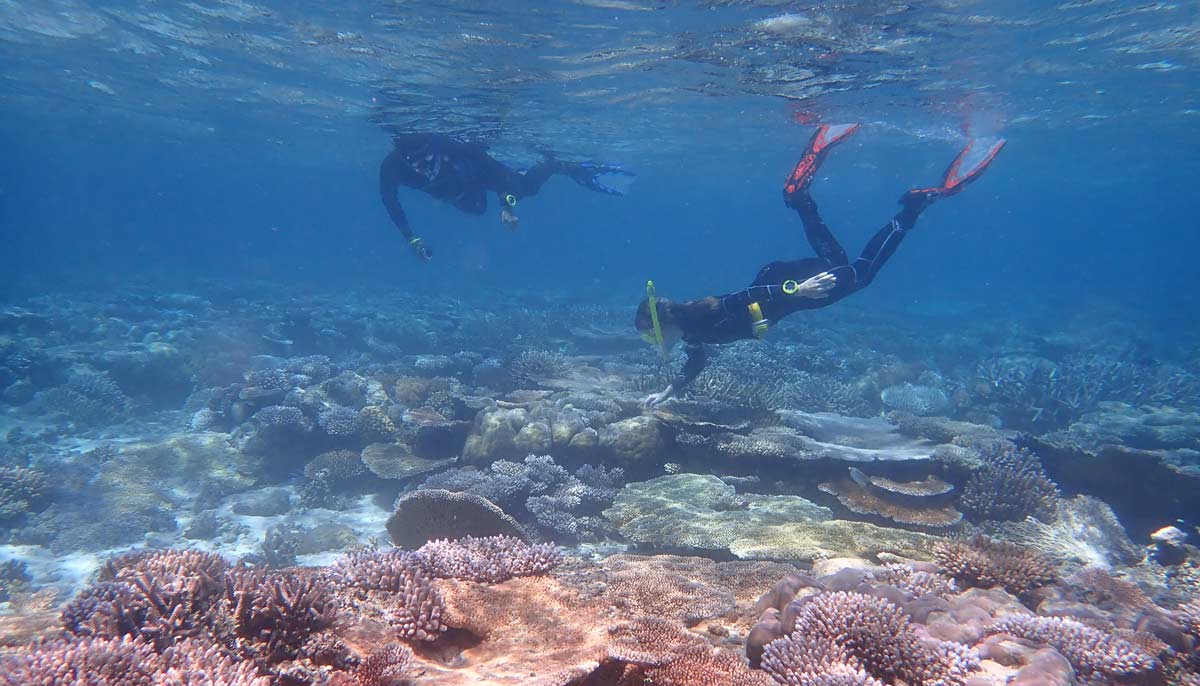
[643, 343, 707, 408]
[379, 151, 431, 260]
[675, 342, 708, 391]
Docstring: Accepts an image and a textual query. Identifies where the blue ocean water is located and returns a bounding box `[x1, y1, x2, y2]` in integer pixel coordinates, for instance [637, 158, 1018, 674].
[1, 2, 1199, 683]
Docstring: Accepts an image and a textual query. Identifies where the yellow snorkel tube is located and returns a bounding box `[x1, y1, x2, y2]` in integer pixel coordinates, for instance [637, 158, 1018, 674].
[645, 280, 669, 360]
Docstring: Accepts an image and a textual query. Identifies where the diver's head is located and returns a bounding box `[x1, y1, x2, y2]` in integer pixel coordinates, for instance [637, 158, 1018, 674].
[635, 297, 683, 346]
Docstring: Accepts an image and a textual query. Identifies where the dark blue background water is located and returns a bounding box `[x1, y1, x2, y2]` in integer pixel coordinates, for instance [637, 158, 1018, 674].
[6, 115, 1198, 343]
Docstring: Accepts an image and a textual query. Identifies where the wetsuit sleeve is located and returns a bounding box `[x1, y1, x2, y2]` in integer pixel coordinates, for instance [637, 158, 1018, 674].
[379, 150, 416, 241]
[673, 343, 708, 392]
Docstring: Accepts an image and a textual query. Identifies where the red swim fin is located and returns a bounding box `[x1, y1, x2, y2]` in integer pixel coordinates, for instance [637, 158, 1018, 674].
[941, 137, 1006, 194]
[784, 123, 861, 196]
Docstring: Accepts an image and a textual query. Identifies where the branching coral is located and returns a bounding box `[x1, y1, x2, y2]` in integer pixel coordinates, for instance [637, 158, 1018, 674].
[933, 535, 1058, 598]
[987, 615, 1158, 683]
[0, 465, 50, 521]
[304, 449, 366, 481]
[413, 535, 563, 583]
[761, 633, 886, 686]
[222, 566, 338, 663]
[418, 455, 623, 541]
[958, 441, 1058, 523]
[355, 643, 413, 686]
[36, 371, 130, 426]
[510, 349, 572, 385]
[328, 549, 446, 642]
[0, 635, 271, 686]
[765, 591, 979, 686]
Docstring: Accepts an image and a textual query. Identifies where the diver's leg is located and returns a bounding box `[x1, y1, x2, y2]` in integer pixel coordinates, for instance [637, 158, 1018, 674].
[849, 209, 917, 289]
[787, 191, 849, 268]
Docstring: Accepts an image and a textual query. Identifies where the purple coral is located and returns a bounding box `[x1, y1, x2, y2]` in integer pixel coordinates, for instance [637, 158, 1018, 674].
[414, 535, 563, 583]
[0, 635, 271, 686]
[0, 635, 160, 686]
[987, 615, 1157, 682]
[222, 566, 338, 663]
[328, 549, 446, 642]
[767, 591, 978, 686]
[355, 643, 413, 686]
[761, 633, 885, 686]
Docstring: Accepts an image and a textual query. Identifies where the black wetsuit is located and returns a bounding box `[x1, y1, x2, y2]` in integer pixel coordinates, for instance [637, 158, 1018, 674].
[379, 133, 562, 244]
[673, 186, 927, 390]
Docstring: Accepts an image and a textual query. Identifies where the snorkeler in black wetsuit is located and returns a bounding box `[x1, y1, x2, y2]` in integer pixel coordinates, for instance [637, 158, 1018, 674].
[380, 133, 631, 261]
[635, 124, 1005, 406]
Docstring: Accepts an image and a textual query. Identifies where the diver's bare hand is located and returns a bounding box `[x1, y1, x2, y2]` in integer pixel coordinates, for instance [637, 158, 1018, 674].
[641, 385, 675, 409]
[409, 237, 433, 262]
[501, 208, 520, 230]
[797, 271, 836, 299]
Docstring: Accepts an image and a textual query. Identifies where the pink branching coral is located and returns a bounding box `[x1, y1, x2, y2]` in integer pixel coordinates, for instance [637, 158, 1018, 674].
[762, 633, 886, 686]
[414, 535, 563, 583]
[765, 591, 979, 686]
[988, 615, 1158, 682]
[62, 550, 231, 649]
[328, 549, 446, 642]
[354, 643, 413, 686]
[0, 635, 270, 686]
[222, 566, 338, 663]
[933, 535, 1057, 598]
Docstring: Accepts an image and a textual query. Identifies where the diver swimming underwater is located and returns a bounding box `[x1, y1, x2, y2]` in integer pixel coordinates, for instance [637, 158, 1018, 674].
[380, 133, 632, 262]
[636, 124, 1005, 407]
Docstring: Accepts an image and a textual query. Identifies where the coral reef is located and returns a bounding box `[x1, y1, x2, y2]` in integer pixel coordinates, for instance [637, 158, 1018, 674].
[987, 615, 1158, 683]
[414, 535, 562, 583]
[958, 441, 1059, 524]
[933, 535, 1058, 598]
[418, 454, 623, 541]
[818, 467, 961, 529]
[387, 489, 529, 548]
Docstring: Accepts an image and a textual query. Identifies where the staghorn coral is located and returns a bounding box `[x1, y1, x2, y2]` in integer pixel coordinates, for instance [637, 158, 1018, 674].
[934, 535, 1057, 599]
[222, 566, 338, 663]
[64, 549, 230, 649]
[328, 548, 446, 642]
[766, 591, 979, 686]
[959, 441, 1059, 523]
[987, 615, 1158, 683]
[414, 535, 563, 583]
